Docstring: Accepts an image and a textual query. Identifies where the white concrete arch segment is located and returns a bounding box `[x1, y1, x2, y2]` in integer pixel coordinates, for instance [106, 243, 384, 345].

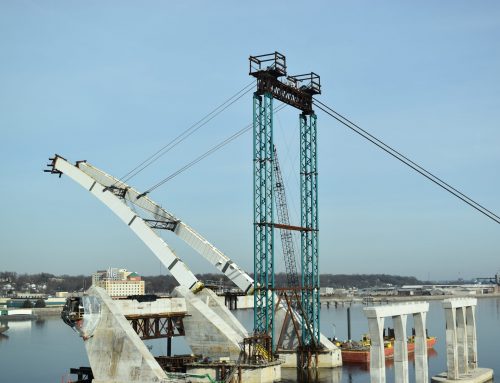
[75, 160, 255, 295]
[83, 286, 170, 382]
[52, 156, 203, 293]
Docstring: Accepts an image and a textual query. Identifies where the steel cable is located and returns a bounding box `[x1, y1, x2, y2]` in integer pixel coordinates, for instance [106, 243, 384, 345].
[113, 81, 256, 187]
[313, 98, 500, 225]
[142, 104, 287, 195]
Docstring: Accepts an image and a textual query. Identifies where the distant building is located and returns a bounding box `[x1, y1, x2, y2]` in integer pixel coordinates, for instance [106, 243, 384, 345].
[92, 268, 145, 298]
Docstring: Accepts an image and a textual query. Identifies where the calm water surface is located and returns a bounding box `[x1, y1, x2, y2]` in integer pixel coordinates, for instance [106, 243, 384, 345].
[0, 298, 498, 383]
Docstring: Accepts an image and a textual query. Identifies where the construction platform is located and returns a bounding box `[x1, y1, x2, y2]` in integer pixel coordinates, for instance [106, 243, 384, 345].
[432, 368, 494, 383]
[187, 360, 281, 383]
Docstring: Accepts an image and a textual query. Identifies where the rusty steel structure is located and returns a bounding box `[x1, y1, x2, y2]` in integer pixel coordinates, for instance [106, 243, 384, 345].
[249, 52, 319, 115]
[127, 312, 187, 358]
[126, 313, 187, 340]
[242, 333, 273, 364]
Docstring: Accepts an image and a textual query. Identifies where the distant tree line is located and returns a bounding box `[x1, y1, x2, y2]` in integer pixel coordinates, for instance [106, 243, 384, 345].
[0, 272, 91, 294]
[318, 274, 423, 289]
[134, 273, 426, 293]
[1, 271, 427, 295]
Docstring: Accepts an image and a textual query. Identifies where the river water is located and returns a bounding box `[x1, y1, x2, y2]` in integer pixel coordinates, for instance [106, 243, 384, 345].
[0, 297, 498, 383]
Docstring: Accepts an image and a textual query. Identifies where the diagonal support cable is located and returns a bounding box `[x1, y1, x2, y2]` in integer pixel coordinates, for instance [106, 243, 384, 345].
[313, 98, 500, 225]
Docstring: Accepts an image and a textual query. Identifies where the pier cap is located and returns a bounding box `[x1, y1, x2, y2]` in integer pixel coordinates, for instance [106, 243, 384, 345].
[363, 302, 430, 319]
[442, 297, 477, 309]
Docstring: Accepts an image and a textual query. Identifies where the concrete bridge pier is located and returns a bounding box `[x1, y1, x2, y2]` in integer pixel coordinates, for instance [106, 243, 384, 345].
[413, 312, 428, 383]
[466, 305, 478, 370]
[367, 315, 385, 383]
[364, 302, 429, 383]
[393, 314, 408, 383]
[456, 306, 469, 375]
[432, 298, 493, 383]
[444, 304, 459, 379]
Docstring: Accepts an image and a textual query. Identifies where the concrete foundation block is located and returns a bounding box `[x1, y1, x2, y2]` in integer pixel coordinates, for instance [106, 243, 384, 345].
[431, 367, 493, 383]
[276, 349, 342, 368]
[187, 361, 281, 383]
[173, 286, 244, 360]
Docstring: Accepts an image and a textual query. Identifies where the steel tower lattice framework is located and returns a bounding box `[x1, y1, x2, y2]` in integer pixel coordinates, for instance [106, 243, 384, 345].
[299, 113, 319, 346]
[253, 91, 275, 342]
[250, 52, 321, 349]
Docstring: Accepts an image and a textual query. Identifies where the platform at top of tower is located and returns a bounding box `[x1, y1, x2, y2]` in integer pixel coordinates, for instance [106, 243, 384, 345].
[249, 51, 321, 114]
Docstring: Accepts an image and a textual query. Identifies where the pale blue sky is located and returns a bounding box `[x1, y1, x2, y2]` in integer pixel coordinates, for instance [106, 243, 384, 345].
[0, 1, 499, 281]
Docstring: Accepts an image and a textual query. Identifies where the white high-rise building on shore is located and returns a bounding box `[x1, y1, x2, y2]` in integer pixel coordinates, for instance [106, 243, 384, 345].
[92, 268, 145, 298]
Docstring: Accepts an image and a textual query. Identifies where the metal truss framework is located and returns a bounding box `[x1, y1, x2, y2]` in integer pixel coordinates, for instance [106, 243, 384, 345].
[300, 113, 319, 346]
[127, 313, 186, 340]
[250, 52, 321, 350]
[253, 92, 275, 347]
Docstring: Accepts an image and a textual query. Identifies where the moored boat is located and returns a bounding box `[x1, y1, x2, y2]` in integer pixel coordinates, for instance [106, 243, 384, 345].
[337, 334, 437, 363]
[0, 309, 37, 321]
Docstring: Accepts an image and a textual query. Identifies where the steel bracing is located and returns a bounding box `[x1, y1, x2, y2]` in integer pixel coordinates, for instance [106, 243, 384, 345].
[253, 92, 275, 347]
[300, 113, 319, 346]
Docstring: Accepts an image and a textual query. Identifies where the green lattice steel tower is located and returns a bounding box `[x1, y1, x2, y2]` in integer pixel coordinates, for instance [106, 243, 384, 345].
[252, 91, 275, 342]
[299, 112, 319, 345]
[249, 52, 321, 348]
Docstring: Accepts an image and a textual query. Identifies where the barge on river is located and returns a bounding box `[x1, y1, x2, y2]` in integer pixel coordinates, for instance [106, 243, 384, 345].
[336, 333, 437, 363]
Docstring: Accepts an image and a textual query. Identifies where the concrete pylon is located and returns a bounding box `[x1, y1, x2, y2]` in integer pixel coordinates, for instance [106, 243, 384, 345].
[364, 302, 430, 383]
[432, 298, 493, 383]
[444, 304, 459, 379]
[443, 298, 476, 379]
[367, 315, 385, 383]
[413, 312, 428, 383]
[456, 307, 468, 375]
[465, 305, 478, 369]
[393, 314, 409, 383]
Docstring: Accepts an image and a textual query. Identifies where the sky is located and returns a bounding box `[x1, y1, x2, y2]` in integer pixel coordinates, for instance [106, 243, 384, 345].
[0, 1, 499, 282]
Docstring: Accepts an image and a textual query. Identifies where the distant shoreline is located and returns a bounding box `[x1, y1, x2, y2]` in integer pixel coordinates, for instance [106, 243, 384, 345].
[32, 307, 62, 317]
[320, 292, 500, 304]
[26, 293, 500, 319]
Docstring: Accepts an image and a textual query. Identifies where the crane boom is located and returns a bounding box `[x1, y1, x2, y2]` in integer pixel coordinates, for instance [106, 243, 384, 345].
[273, 145, 300, 288]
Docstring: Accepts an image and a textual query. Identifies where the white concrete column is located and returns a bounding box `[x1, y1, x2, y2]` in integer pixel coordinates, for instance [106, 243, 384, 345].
[367, 316, 386, 383]
[444, 307, 459, 379]
[413, 312, 428, 383]
[466, 305, 478, 370]
[393, 314, 409, 383]
[364, 303, 429, 383]
[456, 306, 468, 375]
